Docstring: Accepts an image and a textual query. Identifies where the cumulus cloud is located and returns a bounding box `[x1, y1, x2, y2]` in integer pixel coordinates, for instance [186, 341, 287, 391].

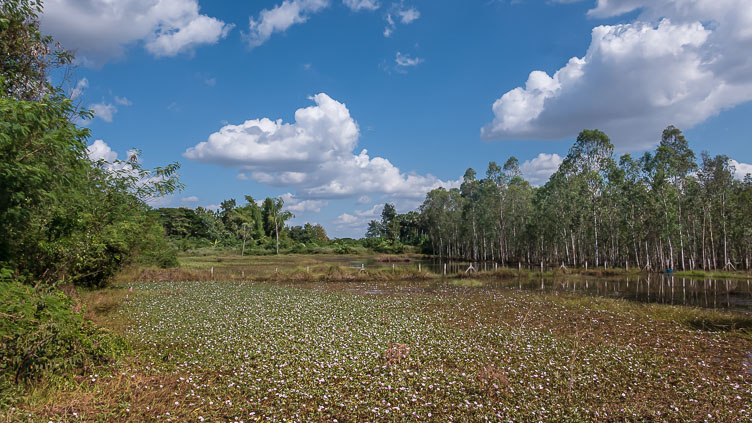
[245, 0, 329, 49]
[731, 159, 752, 180]
[333, 203, 383, 229]
[41, 0, 232, 65]
[90, 102, 117, 122]
[280, 193, 327, 214]
[181, 196, 200, 202]
[520, 153, 564, 185]
[482, 0, 752, 151]
[87, 139, 118, 162]
[184, 93, 457, 200]
[343, 0, 380, 11]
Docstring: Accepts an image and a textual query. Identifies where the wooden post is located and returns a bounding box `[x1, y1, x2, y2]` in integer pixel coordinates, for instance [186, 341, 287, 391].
[210, 267, 214, 279]
[275, 267, 278, 273]
[392, 263, 395, 271]
[585, 261, 588, 270]
[494, 263, 497, 271]
[418, 263, 421, 272]
[541, 261, 543, 273]
[242, 270, 245, 278]
[443, 263, 447, 276]
[306, 266, 310, 273]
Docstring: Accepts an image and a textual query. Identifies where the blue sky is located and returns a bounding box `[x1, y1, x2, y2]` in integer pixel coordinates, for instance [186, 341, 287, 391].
[42, 0, 752, 237]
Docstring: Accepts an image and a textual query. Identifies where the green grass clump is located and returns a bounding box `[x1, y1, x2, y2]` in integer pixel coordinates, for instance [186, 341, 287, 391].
[449, 278, 483, 287]
[0, 281, 129, 408]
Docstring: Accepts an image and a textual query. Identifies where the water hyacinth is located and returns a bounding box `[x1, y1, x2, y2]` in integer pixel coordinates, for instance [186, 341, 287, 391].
[18, 279, 752, 421]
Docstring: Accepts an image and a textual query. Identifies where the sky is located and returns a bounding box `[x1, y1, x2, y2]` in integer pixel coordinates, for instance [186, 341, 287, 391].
[41, 0, 752, 238]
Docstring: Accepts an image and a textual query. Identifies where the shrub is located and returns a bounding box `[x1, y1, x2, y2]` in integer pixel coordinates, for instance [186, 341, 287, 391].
[0, 280, 129, 407]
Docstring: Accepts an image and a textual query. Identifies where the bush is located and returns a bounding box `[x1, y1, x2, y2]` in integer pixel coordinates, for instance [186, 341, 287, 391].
[0, 280, 129, 406]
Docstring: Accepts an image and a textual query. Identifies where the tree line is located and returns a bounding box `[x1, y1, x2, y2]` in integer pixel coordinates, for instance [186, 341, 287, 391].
[410, 128, 752, 271]
[153, 196, 331, 255]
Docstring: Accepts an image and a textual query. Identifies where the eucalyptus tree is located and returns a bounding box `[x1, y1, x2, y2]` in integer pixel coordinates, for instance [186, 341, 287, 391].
[649, 126, 697, 269]
[460, 168, 480, 260]
[560, 130, 614, 267]
[698, 153, 736, 269]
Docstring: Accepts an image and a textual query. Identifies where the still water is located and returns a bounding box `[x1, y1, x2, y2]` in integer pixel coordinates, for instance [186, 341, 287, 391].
[342, 258, 752, 312]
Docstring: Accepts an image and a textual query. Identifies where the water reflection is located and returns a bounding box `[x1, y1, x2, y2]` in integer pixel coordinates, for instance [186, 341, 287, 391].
[340, 257, 752, 312]
[482, 275, 752, 312]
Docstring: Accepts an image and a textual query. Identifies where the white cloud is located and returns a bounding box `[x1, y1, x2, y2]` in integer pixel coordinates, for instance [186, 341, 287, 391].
[343, 0, 380, 11]
[383, 2, 419, 37]
[280, 193, 327, 214]
[731, 159, 752, 180]
[395, 52, 423, 68]
[71, 77, 88, 99]
[333, 203, 382, 229]
[90, 102, 117, 122]
[383, 14, 395, 37]
[397, 6, 419, 23]
[204, 204, 220, 211]
[181, 196, 200, 202]
[114, 96, 133, 106]
[482, 0, 752, 151]
[520, 153, 564, 185]
[357, 195, 372, 204]
[185, 93, 458, 200]
[87, 139, 118, 162]
[245, 0, 329, 49]
[41, 0, 232, 65]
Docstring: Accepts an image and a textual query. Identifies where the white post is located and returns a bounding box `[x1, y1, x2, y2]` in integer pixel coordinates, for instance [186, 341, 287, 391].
[444, 263, 447, 276]
[210, 267, 214, 279]
[418, 263, 421, 272]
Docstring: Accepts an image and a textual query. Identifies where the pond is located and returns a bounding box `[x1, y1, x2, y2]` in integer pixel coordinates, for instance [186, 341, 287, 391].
[341, 258, 752, 312]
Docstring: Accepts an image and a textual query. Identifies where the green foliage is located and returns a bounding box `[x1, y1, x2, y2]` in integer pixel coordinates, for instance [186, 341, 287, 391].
[0, 281, 128, 406]
[0, 1, 182, 287]
[418, 127, 752, 271]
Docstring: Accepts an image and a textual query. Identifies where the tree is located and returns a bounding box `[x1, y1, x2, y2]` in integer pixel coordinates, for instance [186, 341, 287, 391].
[262, 197, 293, 255]
[561, 129, 614, 266]
[1, 0, 182, 287]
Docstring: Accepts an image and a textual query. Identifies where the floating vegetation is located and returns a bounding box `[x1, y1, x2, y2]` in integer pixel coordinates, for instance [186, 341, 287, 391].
[14, 280, 747, 422]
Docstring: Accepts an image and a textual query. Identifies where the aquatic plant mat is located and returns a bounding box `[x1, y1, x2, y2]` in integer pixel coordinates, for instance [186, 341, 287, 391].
[7, 277, 752, 421]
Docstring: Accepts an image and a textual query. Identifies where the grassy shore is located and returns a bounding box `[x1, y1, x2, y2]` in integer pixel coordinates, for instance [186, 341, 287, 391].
[5, 255, 752, 422]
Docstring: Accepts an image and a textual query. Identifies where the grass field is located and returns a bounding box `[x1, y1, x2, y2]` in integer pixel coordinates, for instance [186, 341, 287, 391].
[6, 255, 752, 422]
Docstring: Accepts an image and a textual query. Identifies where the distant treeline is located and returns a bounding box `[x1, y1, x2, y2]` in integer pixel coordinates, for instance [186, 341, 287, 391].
[405, 127, 752, 271]
[153, 196, 331, 254]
